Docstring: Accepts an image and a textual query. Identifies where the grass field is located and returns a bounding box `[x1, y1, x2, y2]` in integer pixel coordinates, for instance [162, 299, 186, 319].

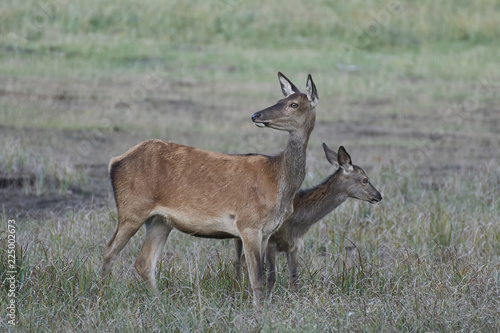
[1, 0, 499, 331]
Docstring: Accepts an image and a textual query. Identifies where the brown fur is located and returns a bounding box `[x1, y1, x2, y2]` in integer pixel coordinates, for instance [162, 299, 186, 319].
[234, 144, 382, 295]
[101, 73, 318, 305]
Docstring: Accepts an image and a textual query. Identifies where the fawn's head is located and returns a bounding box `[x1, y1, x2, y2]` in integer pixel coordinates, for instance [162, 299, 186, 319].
[251, 72, 318, 134]
[323, 143, 382, 204]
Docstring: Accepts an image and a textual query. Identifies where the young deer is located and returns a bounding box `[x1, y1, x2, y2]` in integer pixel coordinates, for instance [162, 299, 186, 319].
[102, 72, 318, 305]
[234, 144, 382, 295]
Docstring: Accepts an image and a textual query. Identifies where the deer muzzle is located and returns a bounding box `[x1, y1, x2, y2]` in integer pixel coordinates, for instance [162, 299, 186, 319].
[251, 111, 270, 128]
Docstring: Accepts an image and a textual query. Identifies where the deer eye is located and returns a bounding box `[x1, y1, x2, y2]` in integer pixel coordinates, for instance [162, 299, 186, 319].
[290, 103, 299, 108]
[362, 178, 369, 185]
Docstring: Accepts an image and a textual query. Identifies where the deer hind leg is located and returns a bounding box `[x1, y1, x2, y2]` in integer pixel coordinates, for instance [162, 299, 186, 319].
[240, 229, 264, 306]
[134, 216, 172, 296]
[102, 211, 146, 279]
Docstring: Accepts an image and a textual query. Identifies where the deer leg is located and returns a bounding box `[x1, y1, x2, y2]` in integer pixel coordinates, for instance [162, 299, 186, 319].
[102, 215, 144, 279]
[265, 241, 278, 297]
[134, 216, 172, 296]
[240, 229, 264, 306]
[234, 238, 244, 282]
[287, 249, 300, 292]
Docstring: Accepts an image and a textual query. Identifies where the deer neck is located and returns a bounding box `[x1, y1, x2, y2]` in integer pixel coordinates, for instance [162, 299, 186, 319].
[269, 113, 315, 225]
[278, 125, 313, 202]
[290, 170, 349, 235]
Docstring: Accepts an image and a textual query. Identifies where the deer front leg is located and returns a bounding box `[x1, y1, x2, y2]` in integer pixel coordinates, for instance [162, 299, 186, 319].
[265, 241, 278, 297]
[240, 229, 264, 306]
[287, 248, 300, 292]
[233, 238, 244, 282]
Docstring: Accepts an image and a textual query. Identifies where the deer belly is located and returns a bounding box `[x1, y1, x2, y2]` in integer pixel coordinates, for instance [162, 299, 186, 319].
[150, 207, 240, 238]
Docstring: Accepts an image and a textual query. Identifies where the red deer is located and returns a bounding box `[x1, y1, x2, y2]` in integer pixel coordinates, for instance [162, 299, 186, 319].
[234, 144, 382, 295]
[101, 72, 318, 305]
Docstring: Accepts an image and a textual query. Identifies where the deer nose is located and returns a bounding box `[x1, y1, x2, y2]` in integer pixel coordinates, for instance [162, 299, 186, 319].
[251, 113, 261, 122]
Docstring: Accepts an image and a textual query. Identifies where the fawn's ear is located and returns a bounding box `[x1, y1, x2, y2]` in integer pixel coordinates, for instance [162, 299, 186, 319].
[278, 72, 301, 97]
[322, 143, 339, 168]
[306, 74, 318, 107]
[338, 146, 353, 172]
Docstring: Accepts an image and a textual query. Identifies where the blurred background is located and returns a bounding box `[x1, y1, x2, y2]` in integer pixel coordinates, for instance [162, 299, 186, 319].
[2, 0, 499, 190]
[1, 0, 499, 204]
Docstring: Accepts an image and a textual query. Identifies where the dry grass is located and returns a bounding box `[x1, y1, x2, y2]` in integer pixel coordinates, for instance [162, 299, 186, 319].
[1, 0, 500, 331]
[0, 135, 86, 195]
[1, 165, 499, 331]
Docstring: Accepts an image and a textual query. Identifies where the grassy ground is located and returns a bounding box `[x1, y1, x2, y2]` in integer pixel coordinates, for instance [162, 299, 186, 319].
[1, 0, 499, 331]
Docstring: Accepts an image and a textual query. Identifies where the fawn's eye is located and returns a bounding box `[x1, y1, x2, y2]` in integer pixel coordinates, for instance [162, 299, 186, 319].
[290, 103, 298, 108]
[362, 178, 369, 185]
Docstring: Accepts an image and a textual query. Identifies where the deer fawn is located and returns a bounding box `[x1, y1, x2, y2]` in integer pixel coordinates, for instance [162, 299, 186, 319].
[234, 144, 382, 295]
[101, 72, 318, 305]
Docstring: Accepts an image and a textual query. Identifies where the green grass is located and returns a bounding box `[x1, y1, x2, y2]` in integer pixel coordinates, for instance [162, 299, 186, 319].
[2, 0, 499, 46]
[1, 0, 500, 331]
[1, 0, 500, 81]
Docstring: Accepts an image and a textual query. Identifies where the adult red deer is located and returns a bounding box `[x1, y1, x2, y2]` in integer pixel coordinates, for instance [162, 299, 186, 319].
[101, 72, 318, 305]
[234, 144, 382, 295]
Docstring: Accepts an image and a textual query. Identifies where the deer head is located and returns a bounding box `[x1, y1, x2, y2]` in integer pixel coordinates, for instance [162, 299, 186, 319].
[323, 143, 382, 204]
[251, 72, 318, 134]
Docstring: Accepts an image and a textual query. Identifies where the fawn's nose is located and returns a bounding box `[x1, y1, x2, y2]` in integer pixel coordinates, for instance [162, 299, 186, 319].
[251, 113, 261, 122]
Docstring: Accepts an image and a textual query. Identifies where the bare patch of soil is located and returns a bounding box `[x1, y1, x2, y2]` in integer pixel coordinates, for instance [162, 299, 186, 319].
[1, 74, 498, 217]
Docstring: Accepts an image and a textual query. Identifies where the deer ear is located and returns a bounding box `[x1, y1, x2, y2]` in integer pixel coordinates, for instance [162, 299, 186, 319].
[278, 72, 301, 97]
[338, 146, 353, 172]
[322, 143, 339, 168]
[306, 74, 318, 107]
